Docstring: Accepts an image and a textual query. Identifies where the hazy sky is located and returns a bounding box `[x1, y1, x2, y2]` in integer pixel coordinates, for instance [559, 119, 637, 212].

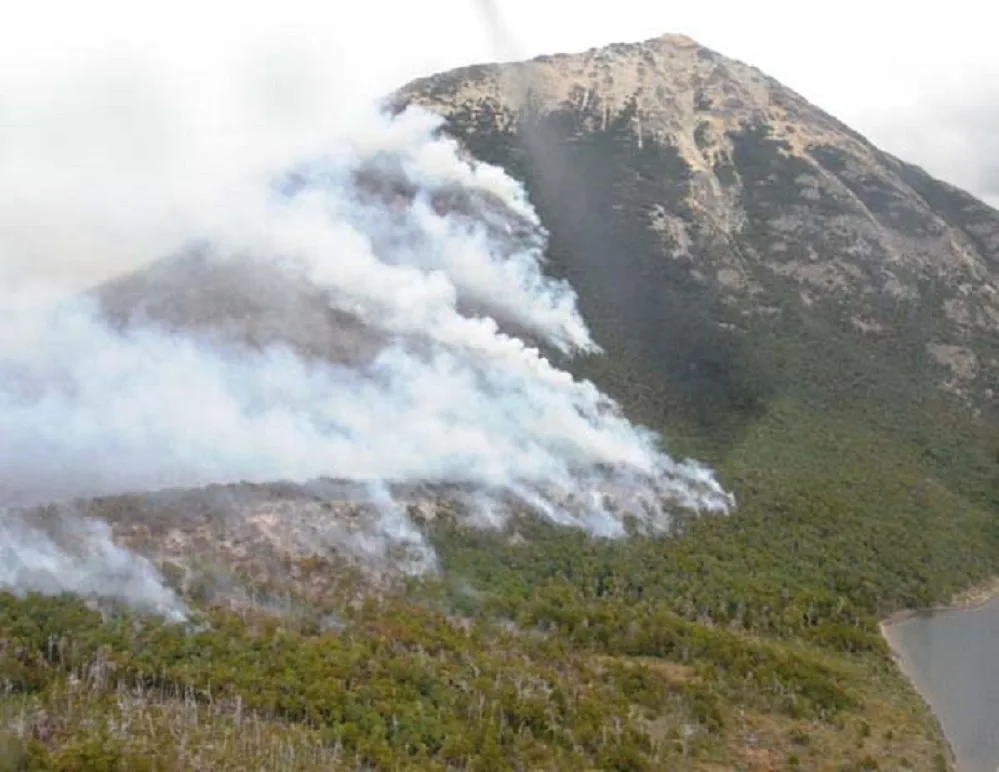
[2, 0, 997, 212]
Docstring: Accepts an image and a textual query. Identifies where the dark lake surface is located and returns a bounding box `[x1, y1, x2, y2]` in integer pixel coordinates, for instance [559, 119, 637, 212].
[885, 601, 999, 772]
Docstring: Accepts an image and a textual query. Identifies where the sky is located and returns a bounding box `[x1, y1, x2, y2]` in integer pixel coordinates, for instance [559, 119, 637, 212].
[1, 0, 997, 252]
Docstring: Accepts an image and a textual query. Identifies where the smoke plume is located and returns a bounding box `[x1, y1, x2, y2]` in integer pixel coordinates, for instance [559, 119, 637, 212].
[0, 506, 189, 622]
[0, 44, 733, 617]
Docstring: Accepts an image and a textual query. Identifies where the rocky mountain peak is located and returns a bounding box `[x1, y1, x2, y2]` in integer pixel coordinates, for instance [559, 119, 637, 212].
[398, 32, 860, 166]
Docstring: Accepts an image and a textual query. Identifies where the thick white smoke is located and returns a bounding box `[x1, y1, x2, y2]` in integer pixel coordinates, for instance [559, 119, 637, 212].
[2, 104, 731, 510]
[0, 32, 733, 617]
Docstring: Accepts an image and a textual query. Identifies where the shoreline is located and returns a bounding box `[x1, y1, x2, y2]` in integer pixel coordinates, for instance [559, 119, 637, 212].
[881, 576, 999, 627]
[947, 576, 999, 611]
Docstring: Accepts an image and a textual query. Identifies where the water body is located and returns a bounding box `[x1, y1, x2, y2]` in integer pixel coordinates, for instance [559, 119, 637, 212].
[884, 600, 999, 772]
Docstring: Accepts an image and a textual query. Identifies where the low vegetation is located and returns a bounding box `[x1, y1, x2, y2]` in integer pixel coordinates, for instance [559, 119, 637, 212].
[1, 391, 985, 771]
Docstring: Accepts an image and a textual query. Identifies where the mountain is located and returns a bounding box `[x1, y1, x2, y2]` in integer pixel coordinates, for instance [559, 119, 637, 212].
[395, 33, 999, 765]
[393, 33, 999, 445]
[4, 34, 995, 770]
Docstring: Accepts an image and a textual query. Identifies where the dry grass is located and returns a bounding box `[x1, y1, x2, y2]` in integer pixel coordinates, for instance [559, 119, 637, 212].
[1, 687, 342, 771]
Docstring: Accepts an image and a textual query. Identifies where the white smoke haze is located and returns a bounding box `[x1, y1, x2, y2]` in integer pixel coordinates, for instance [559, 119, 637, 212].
[0, 507, 189, 623]
[0, 31, 733, 618]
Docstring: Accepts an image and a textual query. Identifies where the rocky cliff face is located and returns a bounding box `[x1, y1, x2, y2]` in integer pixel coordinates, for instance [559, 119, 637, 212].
[394, 34, 999, 433]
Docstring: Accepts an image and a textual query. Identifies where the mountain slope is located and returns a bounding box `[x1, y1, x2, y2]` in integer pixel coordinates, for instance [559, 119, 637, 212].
[394, 33, 999, 448]
[387, 33, 999, 768]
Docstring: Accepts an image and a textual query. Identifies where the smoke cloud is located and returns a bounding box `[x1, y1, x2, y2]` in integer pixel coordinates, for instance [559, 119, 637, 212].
[0, 32, 733, 618]
[0, 506, 189, 622]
